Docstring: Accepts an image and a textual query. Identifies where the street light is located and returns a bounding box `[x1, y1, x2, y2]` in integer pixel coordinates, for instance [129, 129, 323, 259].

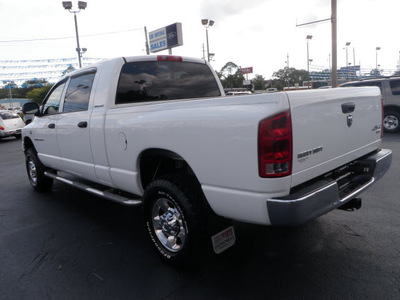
[376, 47, 381, 70]
[201, 19, 215, 62]
[306, 35, 313, 87]
[345, 42, 351, 67]
[345, 42, 351, 81]
[62, 1, 87, 68]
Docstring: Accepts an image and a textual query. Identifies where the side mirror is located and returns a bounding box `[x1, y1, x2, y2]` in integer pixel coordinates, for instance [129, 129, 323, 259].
[22, 102, 40, 115]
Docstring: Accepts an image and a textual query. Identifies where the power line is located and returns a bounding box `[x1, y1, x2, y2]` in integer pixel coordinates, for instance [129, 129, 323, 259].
[0, 28, 142, 43]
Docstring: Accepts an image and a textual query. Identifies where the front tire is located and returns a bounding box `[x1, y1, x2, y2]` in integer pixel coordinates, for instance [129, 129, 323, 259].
[143, 175, 202, 267]
[383, 111, 400, 133]
[25, 148, 53, 192]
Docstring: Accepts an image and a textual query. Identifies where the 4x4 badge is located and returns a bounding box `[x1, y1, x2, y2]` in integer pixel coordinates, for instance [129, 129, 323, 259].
[347, 115, 353, 127]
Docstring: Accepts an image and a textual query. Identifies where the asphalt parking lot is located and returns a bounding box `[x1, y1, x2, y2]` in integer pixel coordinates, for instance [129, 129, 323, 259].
[1, 134, 399, 299]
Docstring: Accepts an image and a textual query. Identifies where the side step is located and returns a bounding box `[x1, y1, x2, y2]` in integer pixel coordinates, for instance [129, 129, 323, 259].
[44, 172, 142, 206]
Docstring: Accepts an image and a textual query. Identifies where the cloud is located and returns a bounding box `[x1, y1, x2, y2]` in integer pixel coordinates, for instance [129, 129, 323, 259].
[199, 0, 267, 20]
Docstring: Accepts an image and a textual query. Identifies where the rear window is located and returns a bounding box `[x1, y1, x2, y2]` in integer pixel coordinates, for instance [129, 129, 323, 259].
[389, 79, 400, 95]
[0, 112, 20, 120]
[116, 61, 221, 104]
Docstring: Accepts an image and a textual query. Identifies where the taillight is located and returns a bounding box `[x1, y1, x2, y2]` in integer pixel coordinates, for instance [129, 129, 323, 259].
[157, 55, 182, 61]
[258, 111, 292, 178]
[0, 126, 4, 130]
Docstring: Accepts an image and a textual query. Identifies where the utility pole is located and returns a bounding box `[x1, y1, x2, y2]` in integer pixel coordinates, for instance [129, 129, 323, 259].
[296, 0, 337, 87]
[144, 26, 150, 55]
[331, 0, 337, 87]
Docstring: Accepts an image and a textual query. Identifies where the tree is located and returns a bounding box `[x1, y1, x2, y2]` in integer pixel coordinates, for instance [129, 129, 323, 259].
[252, 74, 266, 90]
[26, 85, 53, 104]
[272, 67, 309, 90]
[218, 62, 245, 89]
[62, 64, 76, 76]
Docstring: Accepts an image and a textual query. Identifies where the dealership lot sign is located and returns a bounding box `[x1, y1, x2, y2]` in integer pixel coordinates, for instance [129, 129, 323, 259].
[149, 23, 183, 53]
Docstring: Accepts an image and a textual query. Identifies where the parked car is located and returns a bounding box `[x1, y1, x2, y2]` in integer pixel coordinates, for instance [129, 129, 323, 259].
[340, 77, 400, 133]
[0, 110, 25, 140]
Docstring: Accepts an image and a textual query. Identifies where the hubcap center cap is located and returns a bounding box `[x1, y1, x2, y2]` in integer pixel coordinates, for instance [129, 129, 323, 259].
[160, 211, 180, 236]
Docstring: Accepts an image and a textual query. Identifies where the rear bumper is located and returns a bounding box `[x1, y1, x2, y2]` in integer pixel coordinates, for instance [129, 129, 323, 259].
[0, 128, 22, 137]
[267, 149, 392, 226]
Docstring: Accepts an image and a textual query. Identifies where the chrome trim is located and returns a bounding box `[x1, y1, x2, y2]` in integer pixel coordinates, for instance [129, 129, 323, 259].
[44, 172, 142, 206]
[266, 149, 392, 226]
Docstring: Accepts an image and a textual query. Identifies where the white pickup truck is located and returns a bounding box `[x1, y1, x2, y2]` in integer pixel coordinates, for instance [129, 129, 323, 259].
[22, 55, 392, 266]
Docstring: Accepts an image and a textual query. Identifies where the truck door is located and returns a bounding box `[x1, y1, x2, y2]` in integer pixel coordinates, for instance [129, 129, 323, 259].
[56, 70, 97, 179]
[31, 80, 67, 170]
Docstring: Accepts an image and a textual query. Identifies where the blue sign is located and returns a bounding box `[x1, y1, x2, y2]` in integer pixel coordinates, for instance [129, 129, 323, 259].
[149, 23, 183, 53]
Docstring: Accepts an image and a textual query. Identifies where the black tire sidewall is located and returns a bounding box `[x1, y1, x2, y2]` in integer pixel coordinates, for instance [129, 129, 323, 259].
[25, 148, 52, 191]
[143, 176, 201, 266]
[383, 111, 400, 133]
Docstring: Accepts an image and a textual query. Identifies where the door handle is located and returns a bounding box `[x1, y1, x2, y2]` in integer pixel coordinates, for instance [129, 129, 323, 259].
[48, 123, 55, 129]
[342, 102, 355, 114]
[78, 121, 88, 128]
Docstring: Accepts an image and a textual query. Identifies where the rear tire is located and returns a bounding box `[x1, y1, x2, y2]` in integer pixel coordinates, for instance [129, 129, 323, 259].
[383, 111, 400, 133]
[143, 174, 203, 267]
[25, 148, 53, 192]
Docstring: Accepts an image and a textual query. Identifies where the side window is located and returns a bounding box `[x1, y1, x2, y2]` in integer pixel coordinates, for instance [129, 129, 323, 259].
[42, 82, 66, 115]
[63, 72, 95, 113]
[358, 81, 383, 94]
[389, 79, 400, 95]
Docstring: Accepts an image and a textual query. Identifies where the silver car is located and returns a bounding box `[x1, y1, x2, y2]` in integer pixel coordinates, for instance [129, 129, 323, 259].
[0, 111, 25, 140]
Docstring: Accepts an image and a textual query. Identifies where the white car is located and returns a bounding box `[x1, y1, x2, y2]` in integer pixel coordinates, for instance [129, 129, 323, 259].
[0, 110, 25, 140]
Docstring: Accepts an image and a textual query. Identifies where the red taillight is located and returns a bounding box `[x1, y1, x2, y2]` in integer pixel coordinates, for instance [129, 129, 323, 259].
[258, 111, 292, 178]
[0, 126, 4, 130]
[157, 55, 182, 61]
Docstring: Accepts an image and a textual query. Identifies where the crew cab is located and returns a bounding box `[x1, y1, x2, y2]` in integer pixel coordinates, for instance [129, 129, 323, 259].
[22, 55, 392, 266]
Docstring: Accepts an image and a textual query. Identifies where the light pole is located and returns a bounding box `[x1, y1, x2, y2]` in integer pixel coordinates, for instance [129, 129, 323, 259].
[345, 42, 351, 81]
[306, 35, 313, 87]
[62, 1, 87, 68]
[345, 42, 351, 67]
[376, 47, 381, 71]
[201, 19, 214, 62]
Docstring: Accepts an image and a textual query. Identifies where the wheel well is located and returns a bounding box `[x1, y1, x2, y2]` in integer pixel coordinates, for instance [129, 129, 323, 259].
[139, 149, 197, 190]
[23, 137, 36, 153]
[383, 105, 400, 114]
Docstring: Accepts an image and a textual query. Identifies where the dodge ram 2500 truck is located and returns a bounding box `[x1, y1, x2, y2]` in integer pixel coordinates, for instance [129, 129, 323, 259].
[22, 55, 392, 266]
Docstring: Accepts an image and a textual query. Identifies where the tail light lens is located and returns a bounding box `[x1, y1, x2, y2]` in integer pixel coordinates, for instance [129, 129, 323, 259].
[258, 111, 292, 178]
[0, 126, 4, 130]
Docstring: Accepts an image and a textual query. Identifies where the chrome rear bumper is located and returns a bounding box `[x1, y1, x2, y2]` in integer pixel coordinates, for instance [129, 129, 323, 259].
[267, 149, 392, 226]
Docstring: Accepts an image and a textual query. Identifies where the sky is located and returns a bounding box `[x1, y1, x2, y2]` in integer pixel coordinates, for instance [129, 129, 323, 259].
[1, 0, 400, 79]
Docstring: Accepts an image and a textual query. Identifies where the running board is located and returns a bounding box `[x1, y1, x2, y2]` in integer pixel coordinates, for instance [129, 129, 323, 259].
[44, 172, 142, 206]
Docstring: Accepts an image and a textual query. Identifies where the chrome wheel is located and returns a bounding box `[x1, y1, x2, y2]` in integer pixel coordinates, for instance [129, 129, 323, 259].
[383, 114, 399, 131]
[27, 158, 38, 185]
[25, 148, 53, 192]
[151, 197, 186, 252]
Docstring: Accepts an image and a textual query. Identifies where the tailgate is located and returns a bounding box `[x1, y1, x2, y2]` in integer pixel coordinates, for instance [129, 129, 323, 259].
[288, 87, 382, 187]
